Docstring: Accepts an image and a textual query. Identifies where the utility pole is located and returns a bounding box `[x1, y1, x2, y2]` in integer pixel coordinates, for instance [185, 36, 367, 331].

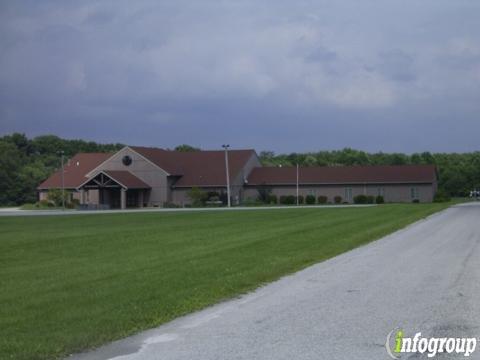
[222, 144, 231, 207]
[296, 163, 299, 206]
[60, 150, 65, 211]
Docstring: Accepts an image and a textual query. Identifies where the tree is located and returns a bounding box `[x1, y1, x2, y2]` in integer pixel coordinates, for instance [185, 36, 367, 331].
[174, 144, 200, 152]
[0, 141, 22, 205]
[0, 134, 124, 206]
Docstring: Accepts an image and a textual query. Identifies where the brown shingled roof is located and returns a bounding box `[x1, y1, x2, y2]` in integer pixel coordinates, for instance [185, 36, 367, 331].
[246, 165, 437, 185]
[130, 146, 256, 187]
[102, 171, 151, 189]
[37, 153, 113, 189]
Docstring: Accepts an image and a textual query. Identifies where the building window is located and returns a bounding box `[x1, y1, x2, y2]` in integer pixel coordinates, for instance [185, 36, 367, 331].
[345, 187, 353, 202]
[377, 187, 385, 196]
[122, 155, 132, 166]
[410, 187, 419, 200]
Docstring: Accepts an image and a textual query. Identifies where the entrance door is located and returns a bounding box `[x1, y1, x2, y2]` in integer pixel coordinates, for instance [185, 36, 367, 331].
[110, 189, 121, 209]
[126, 190, 138, 208]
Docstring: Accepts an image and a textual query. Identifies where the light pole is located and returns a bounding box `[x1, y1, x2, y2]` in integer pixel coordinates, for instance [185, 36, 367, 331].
[222, 144, 231, 207]
[59, 150, 65, 211]
[296, 163, 299, 206]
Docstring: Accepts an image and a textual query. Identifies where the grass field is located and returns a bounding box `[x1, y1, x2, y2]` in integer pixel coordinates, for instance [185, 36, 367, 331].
[0, 203, 455, 359]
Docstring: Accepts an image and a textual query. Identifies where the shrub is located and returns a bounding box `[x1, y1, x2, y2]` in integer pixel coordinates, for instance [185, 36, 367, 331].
[366, 195, 375, 204]
[187, 186, 208, 207]
[353, 194, 368, 204]
[333, 195, 342, 204]
[268, 194, 278, 204]
[297, 195, 304, 204]
[412, 199, 420, 203]
[206, 191, 220, 200]
[317, 195, 328, 204]
[433, 189, 451, 203]
[256, 186, 273, 203]
[279, 195, 296, 205]
[47, 188, 68, 207]
[38, 199, 54, 208]
[305, 195, 315, 205]
[375, 195, 385, 204]
[219, 192, 228, 205]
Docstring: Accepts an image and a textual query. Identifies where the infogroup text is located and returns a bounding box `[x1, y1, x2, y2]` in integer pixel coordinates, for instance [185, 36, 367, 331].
[386, 329, 477, 358]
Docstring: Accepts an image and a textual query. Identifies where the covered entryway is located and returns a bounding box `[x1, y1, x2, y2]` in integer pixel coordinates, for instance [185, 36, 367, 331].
[77, 171, 151, 209]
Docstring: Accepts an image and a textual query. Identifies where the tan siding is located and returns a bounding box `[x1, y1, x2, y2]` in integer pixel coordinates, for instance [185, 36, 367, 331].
[92, 147, 169, 206]
[244, 183, 435, 203]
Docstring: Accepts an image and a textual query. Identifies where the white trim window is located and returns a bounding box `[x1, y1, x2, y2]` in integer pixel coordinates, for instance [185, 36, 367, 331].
[377, 187, 385, 196]
[345, 187, 353, 202]
[410, 187, 419, 200]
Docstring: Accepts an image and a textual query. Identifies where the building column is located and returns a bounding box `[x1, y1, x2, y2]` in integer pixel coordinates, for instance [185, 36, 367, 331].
[80, 189, 86, 204]
[138, 190, 144, 208]
[121, 188, 127, 209]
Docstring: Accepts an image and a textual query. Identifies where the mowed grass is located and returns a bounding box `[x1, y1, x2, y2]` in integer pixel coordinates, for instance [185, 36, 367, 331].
[0, 203, 453, 359]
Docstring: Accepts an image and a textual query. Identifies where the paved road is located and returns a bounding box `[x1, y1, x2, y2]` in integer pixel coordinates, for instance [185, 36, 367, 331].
[0, 204, 372, 217]
[69, 202, 480, 360]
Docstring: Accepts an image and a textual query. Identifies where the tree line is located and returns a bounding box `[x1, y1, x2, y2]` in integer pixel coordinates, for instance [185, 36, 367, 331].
[0, 133, 478, 205]
[0, 133, 124, 205]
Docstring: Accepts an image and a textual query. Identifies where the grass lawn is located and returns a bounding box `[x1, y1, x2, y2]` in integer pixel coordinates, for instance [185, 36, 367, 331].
[0, 203, 455, 359]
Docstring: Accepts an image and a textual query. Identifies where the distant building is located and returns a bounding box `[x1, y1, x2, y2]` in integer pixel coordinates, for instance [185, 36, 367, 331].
[38, 146, 438, 208]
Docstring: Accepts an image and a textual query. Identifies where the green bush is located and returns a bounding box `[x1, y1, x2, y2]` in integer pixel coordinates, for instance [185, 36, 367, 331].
[375, 195, 385, 204]
[268, 194, 278, 204]
[47, 189, 66, 207]
[187, 187, 208, 207]
[242, 198, 264, 206]
[297, 195, 304, 204]
[35, 199, 55, 208]
[317, 195, 328, 204]
[206, 191, 220, 200]
[256, 186, 273, 204]
[412, 199, 420, 203]
[353, 194, 368, 204]
[279, 195, 296, 205]
[305, 195, 315, 205]
[334, 195, 342, 204]
[366, 195, 375, 204]
[433, 189, 451, 202]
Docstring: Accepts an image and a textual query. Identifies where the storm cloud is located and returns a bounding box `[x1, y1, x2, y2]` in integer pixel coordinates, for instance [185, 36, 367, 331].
[1, 0, 479, 152]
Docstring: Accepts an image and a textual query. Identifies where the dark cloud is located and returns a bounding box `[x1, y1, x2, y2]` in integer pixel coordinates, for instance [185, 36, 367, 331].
[0, 0, 479, 152]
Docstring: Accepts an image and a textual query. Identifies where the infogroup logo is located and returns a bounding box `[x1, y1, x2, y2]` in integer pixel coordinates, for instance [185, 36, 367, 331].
[385, 329, 477, 358]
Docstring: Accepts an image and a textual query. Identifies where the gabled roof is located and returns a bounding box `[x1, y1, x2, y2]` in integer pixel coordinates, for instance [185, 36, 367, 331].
[130, 146, 256, 187]
[76, 170, 151, 190]
[102, 171, 151, 189]
[37, 153, 113, 189]
[246, 165, 437, 185]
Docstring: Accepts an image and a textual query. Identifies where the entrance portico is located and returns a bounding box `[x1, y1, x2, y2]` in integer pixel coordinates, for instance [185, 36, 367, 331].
[77, 171, 150, 209]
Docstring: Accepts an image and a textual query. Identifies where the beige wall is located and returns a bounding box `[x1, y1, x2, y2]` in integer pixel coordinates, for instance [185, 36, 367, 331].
[88, 147, 169, 206]
[244, 183, 436, 203]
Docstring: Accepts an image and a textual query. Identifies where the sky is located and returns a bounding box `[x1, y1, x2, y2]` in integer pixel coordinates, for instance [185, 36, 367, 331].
[1, 0, 479, 154]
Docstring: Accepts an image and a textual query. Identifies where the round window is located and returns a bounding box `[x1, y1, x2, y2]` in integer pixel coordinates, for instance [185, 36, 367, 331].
[122, 155, 132, 166]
